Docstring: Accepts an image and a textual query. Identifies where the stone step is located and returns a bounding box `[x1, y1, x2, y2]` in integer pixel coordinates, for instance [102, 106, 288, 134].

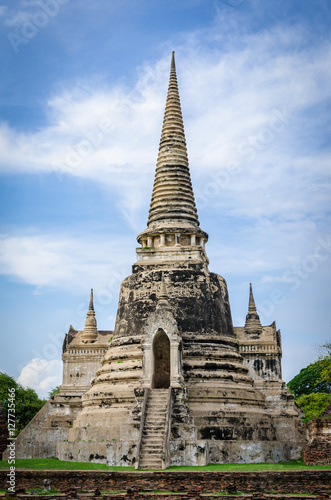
[145, 418, 166, 422]
[145, 423, 165, 426]
[141, 444, 163, 450]
[142, 427, 164, 432]
[144, 418, 165, 423]
[145, 412, 166, 416]
[144, 422, 165, 426]
[143, 428, 164, 432]
[144, 421, 165, 425]
[141, 438, 163, 444]
[144, 420, 165, 429]
[145, 414, 166, 419]
[139, 461, 163, 466]
[137, 389, 170, 469]
[138, 460, 163, 467]
[149, 394, 168, 398]
[141, 443, 163, 448]
[144, 425, 165, 429]
[141, 447, 163, 453]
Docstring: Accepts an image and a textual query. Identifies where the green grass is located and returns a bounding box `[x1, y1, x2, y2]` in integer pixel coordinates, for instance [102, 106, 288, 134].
[0, 457, 330, 471]
[0, 458, 134, 471]
[167, 459, 331, 471]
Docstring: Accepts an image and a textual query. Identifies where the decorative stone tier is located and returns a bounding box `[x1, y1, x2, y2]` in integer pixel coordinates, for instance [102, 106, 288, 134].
[136, 225, 209, 265]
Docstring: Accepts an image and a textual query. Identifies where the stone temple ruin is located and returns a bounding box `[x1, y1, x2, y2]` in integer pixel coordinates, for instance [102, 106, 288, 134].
[6, 52, 306, 468]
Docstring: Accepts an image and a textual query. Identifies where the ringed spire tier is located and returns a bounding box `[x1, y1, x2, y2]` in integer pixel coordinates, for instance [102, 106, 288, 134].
[81, 289, 98, 343]
[148, 51, 198, 227]
[137, 52, 208, 266]
[244, 283, 262, 335]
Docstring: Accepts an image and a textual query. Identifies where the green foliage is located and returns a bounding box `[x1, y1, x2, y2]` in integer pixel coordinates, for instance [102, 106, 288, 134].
[318, 343, 331, 385]
[287, 355, 331, 398]
[48, 386, 60, 398]
[296, 393, 331, 421]
[0, 372, 47, 434]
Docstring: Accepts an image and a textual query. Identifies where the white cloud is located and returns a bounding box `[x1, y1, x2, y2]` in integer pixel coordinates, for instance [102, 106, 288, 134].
[0, 231, 133, 290]
[17, 358, 62, 399]
[0, 25, 330, 226]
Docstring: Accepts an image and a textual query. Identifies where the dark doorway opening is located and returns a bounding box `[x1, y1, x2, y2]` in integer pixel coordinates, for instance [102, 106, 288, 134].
[152, 329, 170, 388]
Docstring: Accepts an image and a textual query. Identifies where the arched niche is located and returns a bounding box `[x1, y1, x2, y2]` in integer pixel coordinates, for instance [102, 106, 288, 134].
[152, 329, 170, 389]
[142, 307, 183, 388]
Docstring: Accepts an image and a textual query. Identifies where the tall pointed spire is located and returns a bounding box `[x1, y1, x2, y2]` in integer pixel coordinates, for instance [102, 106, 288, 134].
[244, 283, 262, 334]
[136, 52, 208, 266]
[147, 51, 199, 227]
[81, 289, 98, 343]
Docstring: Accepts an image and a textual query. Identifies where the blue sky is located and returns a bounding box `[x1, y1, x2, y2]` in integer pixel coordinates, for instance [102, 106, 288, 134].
[0, 0, 330, 397]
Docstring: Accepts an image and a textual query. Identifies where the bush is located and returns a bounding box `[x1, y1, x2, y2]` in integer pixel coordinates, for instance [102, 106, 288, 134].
[296, 392, 331, 421]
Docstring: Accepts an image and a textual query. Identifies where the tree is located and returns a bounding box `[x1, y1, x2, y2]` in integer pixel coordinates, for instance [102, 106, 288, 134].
[296, 393, 331, 421]
[48, 386, 60, 398]
[287, 360, 330, 398]
[318, 343, 331, 385]
[0, 372, 47, 434]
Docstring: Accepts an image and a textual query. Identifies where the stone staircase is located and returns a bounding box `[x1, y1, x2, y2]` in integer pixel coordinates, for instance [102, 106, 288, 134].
[137, 389, 170, 469]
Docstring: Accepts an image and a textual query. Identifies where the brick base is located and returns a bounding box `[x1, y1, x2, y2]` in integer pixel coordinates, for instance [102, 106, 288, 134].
[0, 470, 330, 494]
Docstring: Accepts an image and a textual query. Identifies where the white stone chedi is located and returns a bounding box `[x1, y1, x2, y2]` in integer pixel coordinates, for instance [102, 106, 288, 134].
[5, 53, 306, 468]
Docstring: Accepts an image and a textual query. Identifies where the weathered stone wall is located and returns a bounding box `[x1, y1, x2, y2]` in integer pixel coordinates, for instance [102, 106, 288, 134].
[304, 417, 331, 465]
[236, 323, 282, 383]
[2, 399, 78, 460]
[3, 324, 113, 460]
[0, 470, 330, 493]
[61, 329, 111, 393]
[116, 265, 234, 342]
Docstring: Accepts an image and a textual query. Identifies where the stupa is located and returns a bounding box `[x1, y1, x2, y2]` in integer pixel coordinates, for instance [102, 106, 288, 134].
[6, 52, 305, 468]
[57, 52, 305, 468]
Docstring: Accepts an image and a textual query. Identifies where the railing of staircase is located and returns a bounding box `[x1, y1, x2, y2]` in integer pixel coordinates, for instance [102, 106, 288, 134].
[135, 388, 149, 469]
[161, 387, 172, 469]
